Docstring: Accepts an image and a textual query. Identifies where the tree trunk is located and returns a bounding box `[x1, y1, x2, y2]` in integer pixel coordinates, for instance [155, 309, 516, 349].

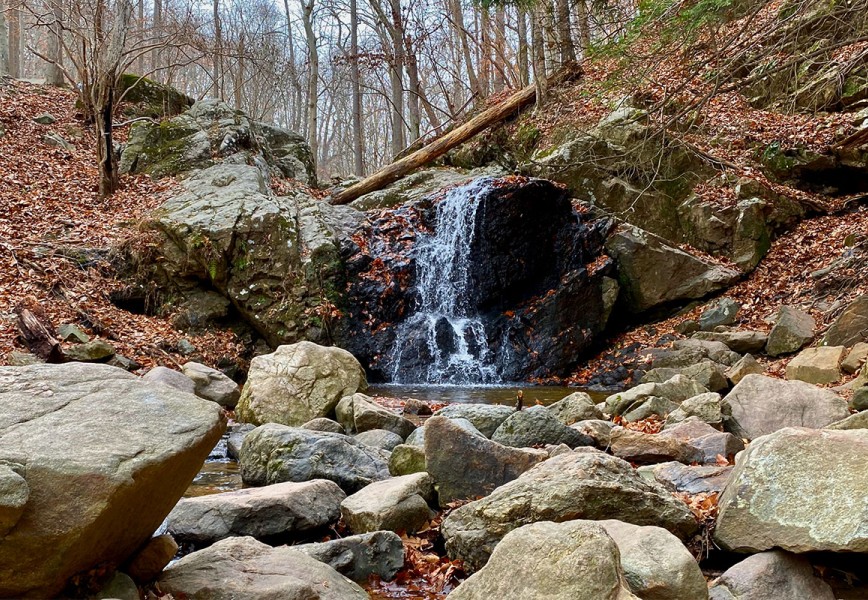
[350, 0, 363, 175]
[531, 4, 547, 106]
[517, 7, 529, 87]
[0, 0, 8, 76]
[45, 1, 65, 86]
[555, 0, 576, 64]
[96, 83, 118, 197]
[212, 0, 222, 98]
[448, 0, 480, 100]
[405, 37, 421, 143]
[136, 0, 144, 74]
[8, 0, 20, 77]
[576, 0, 591, 55]
[387, 0, 405, 157]
[152, 0, 162, 74]
[301, 0, 318, 172]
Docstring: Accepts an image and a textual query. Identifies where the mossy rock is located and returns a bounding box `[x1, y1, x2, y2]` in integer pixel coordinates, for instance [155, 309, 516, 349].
[117, 73, 193, 118]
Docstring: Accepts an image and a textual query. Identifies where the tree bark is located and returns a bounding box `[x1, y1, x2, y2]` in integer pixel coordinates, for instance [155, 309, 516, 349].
[212, 0, 222, 98]
[555, 0, 576, 65]
[0, 0, 8, 76]
[45, 0, 65, 86]
[448, 0, 479, 100]
[350, 0, 363, 175]
[8, 0, 20, 77]
[15, 308, 63, 363]
[531, 4, 547, 106]
[517, 7, 529, 87]
[576, 0, 591, 55]
[301, 0, 318, 172]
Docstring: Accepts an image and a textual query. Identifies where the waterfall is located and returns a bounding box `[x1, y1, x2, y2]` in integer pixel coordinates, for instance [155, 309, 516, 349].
[390, 178, 500, 384]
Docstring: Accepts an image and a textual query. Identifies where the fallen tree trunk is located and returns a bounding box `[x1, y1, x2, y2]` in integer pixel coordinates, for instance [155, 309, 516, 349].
[15, 306, 63, 363]
[330, 65, 582, 205]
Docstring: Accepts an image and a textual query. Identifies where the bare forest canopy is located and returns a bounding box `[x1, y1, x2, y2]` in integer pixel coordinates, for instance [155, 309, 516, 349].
[0, 0, 866, 190]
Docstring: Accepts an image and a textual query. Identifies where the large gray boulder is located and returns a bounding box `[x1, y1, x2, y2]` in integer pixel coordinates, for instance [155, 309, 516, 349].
[182, 362, 241, 408]
[765, 305, 815, 356]
[448, 520, 639, 600]
[142, 366, 196, 394]
[692, 330, 767, 354]
[715, 427, 868, 553]
[822, 295, 868, 347]
[606, 375, 709, 418]
[293, 531, 404, 582]
[340, 473, 436, 534]
[424, 416, 546, 506]
[609, 428, 703, 465]
[658, 417, 745, 463]
[605, 224, 739, 313]
[239, 424, 389, 493]
[599, 520, 708, 600]
[237, 342, 367, 427]
[547, 392, 603, 425]
[158, 536, 368, 599]
[785, 345, 845, 384]
[166, 480, 345, 546]
[699, 298, 740, 331]
[639, 462, 733, 495]
[491, 405, 593, 448]
[441, 449, 699, 571]
[723, 375, 848, 439]
[431, 404, 515, 438]
[0, 363, 225, 599]
[641, 360, 728, 393]
[664, 392, 724, 428]
[708, 551, 835, 600]
[336, 393, 416, 439]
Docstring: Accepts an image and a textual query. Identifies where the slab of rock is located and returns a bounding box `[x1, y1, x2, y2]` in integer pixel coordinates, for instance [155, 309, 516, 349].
[166, 480, 345, 546]
[822, 295, 868, 348]
[708, 550, 834, 600]
[825, 410, 868, 430]
[850, 387, 868, 411]
[699, 298, 740, 331]
[765, 306, 815, 357]
[491, 405, 593, 448]
[674, 339, 741, 367]
[448, 520, 639, 600]
[406, 417, 483, 447]
[715, 427, 868, 553]
[659, 417, 744, 463]
[693, 330, 768, 354]
[182, 362, 241, 408]
[639, 462, 733, 495]
[785, 345, 845, 384]
[341, 473, 435, 534]
[606, 375, 708, 418]
[236, 342, 367, 427]
[604, 224, 739, 313]
[336, 393, 416, 438]
[431, 404, 514, 437]
[547, 392, 602, 425]
[239, 424, 389, 493]
[354, 429, 404, 451]
[842, 341, 868, 374]
[599, 520, 708, 600]
[609, 428, 703, 465]
[664, 392, 724, 427]
[64, 339, 116, 362]
[0, 363, 225, 598]
[641, 360, 728, 392]
[294, 530, 404, 582]
[725, 353, 764, 385]
[388, 444, 426, 476]
[621, 396, 680, 422]
[158, 536, 368, 599]
[227, 423, 255, 460]
[125, 534, 179, 583]
[142, 366, 196, 395]
[424, 416, 546, 506]
[301, 417, 345, 433]
[441, 449, 699, 571]
[724, 374, 848, 439]
[569, 419, 616, 448]
[58, 323, 89, 343]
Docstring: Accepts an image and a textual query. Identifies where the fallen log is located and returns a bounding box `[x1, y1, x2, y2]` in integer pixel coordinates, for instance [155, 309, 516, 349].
[15, 303, 63, 363]
[330, 65, 582, 206]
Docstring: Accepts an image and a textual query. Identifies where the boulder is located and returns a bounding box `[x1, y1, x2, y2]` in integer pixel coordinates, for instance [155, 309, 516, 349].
[33, 112, 56, 124]
[822, 295, 868, 347]
[641, 360, 728, 393]
[724, 375, 849, 439]
[431, 404, 514, 438]
[335, 393, 416, 438]
[91, 572, 138, 600]
[569, 419, 616, 448]
[606, 375, 708, 418]
[142, 366, 196, 395]
[58, 323, 89, 343]
[301, 417, 345, 433]
[699, 298, 740, 331]
[236, 342, 367, 427]
[715, 427, 868, 552]
[826, 410, 868, 430]
[182, 362, 241, 408]
[664, 392, 724, 427]
[125, 534, 179, 583]
[851, 386, 868, 411]
[239, 424, 389, 493]
[604, 224, 739, 313]
[441, 449, 699, 571]
[293, 531, 404, 582]
[402, 398, 433, 415]
[448, 520, 639, 600]
[166, 480, 345, 546]
[423, 416, 546, 506]
[658, 417, 744, 463]
[674, 339, 741, 366]
[158, 536, 367, 599]
[0, 363, 225, 598]
[599, 520, 708, 600]
[406, 417, 483, 447]
[609, 428, 703, 465]
[621, 396, 680, 422]
[708, 551, 834, 600]
[388, 444, 426, 476]
[227, 423, 255, 459]
[354, 429, 404, 451]
[725, 354, 763, 385]
[547, 392, 603, 425]
[639, 462, 733, 495]
[340, 473, 436, 534]
[842, 341, 868, 374]
[491, 405, 594, 448]
[785, 345, 845, 384]
[64, 338, 115, 362]
[693, 330, 768, 354]
[765, 306, 815, 356]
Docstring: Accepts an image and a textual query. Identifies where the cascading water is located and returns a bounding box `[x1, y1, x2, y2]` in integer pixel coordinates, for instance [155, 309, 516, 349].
[389, 178, 500, 384]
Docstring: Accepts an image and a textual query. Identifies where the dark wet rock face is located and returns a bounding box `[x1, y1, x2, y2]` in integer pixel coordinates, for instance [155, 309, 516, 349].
[340, 176, 614, 383]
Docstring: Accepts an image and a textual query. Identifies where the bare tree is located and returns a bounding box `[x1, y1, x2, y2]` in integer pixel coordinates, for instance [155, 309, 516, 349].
[0, 0, 9, 75]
